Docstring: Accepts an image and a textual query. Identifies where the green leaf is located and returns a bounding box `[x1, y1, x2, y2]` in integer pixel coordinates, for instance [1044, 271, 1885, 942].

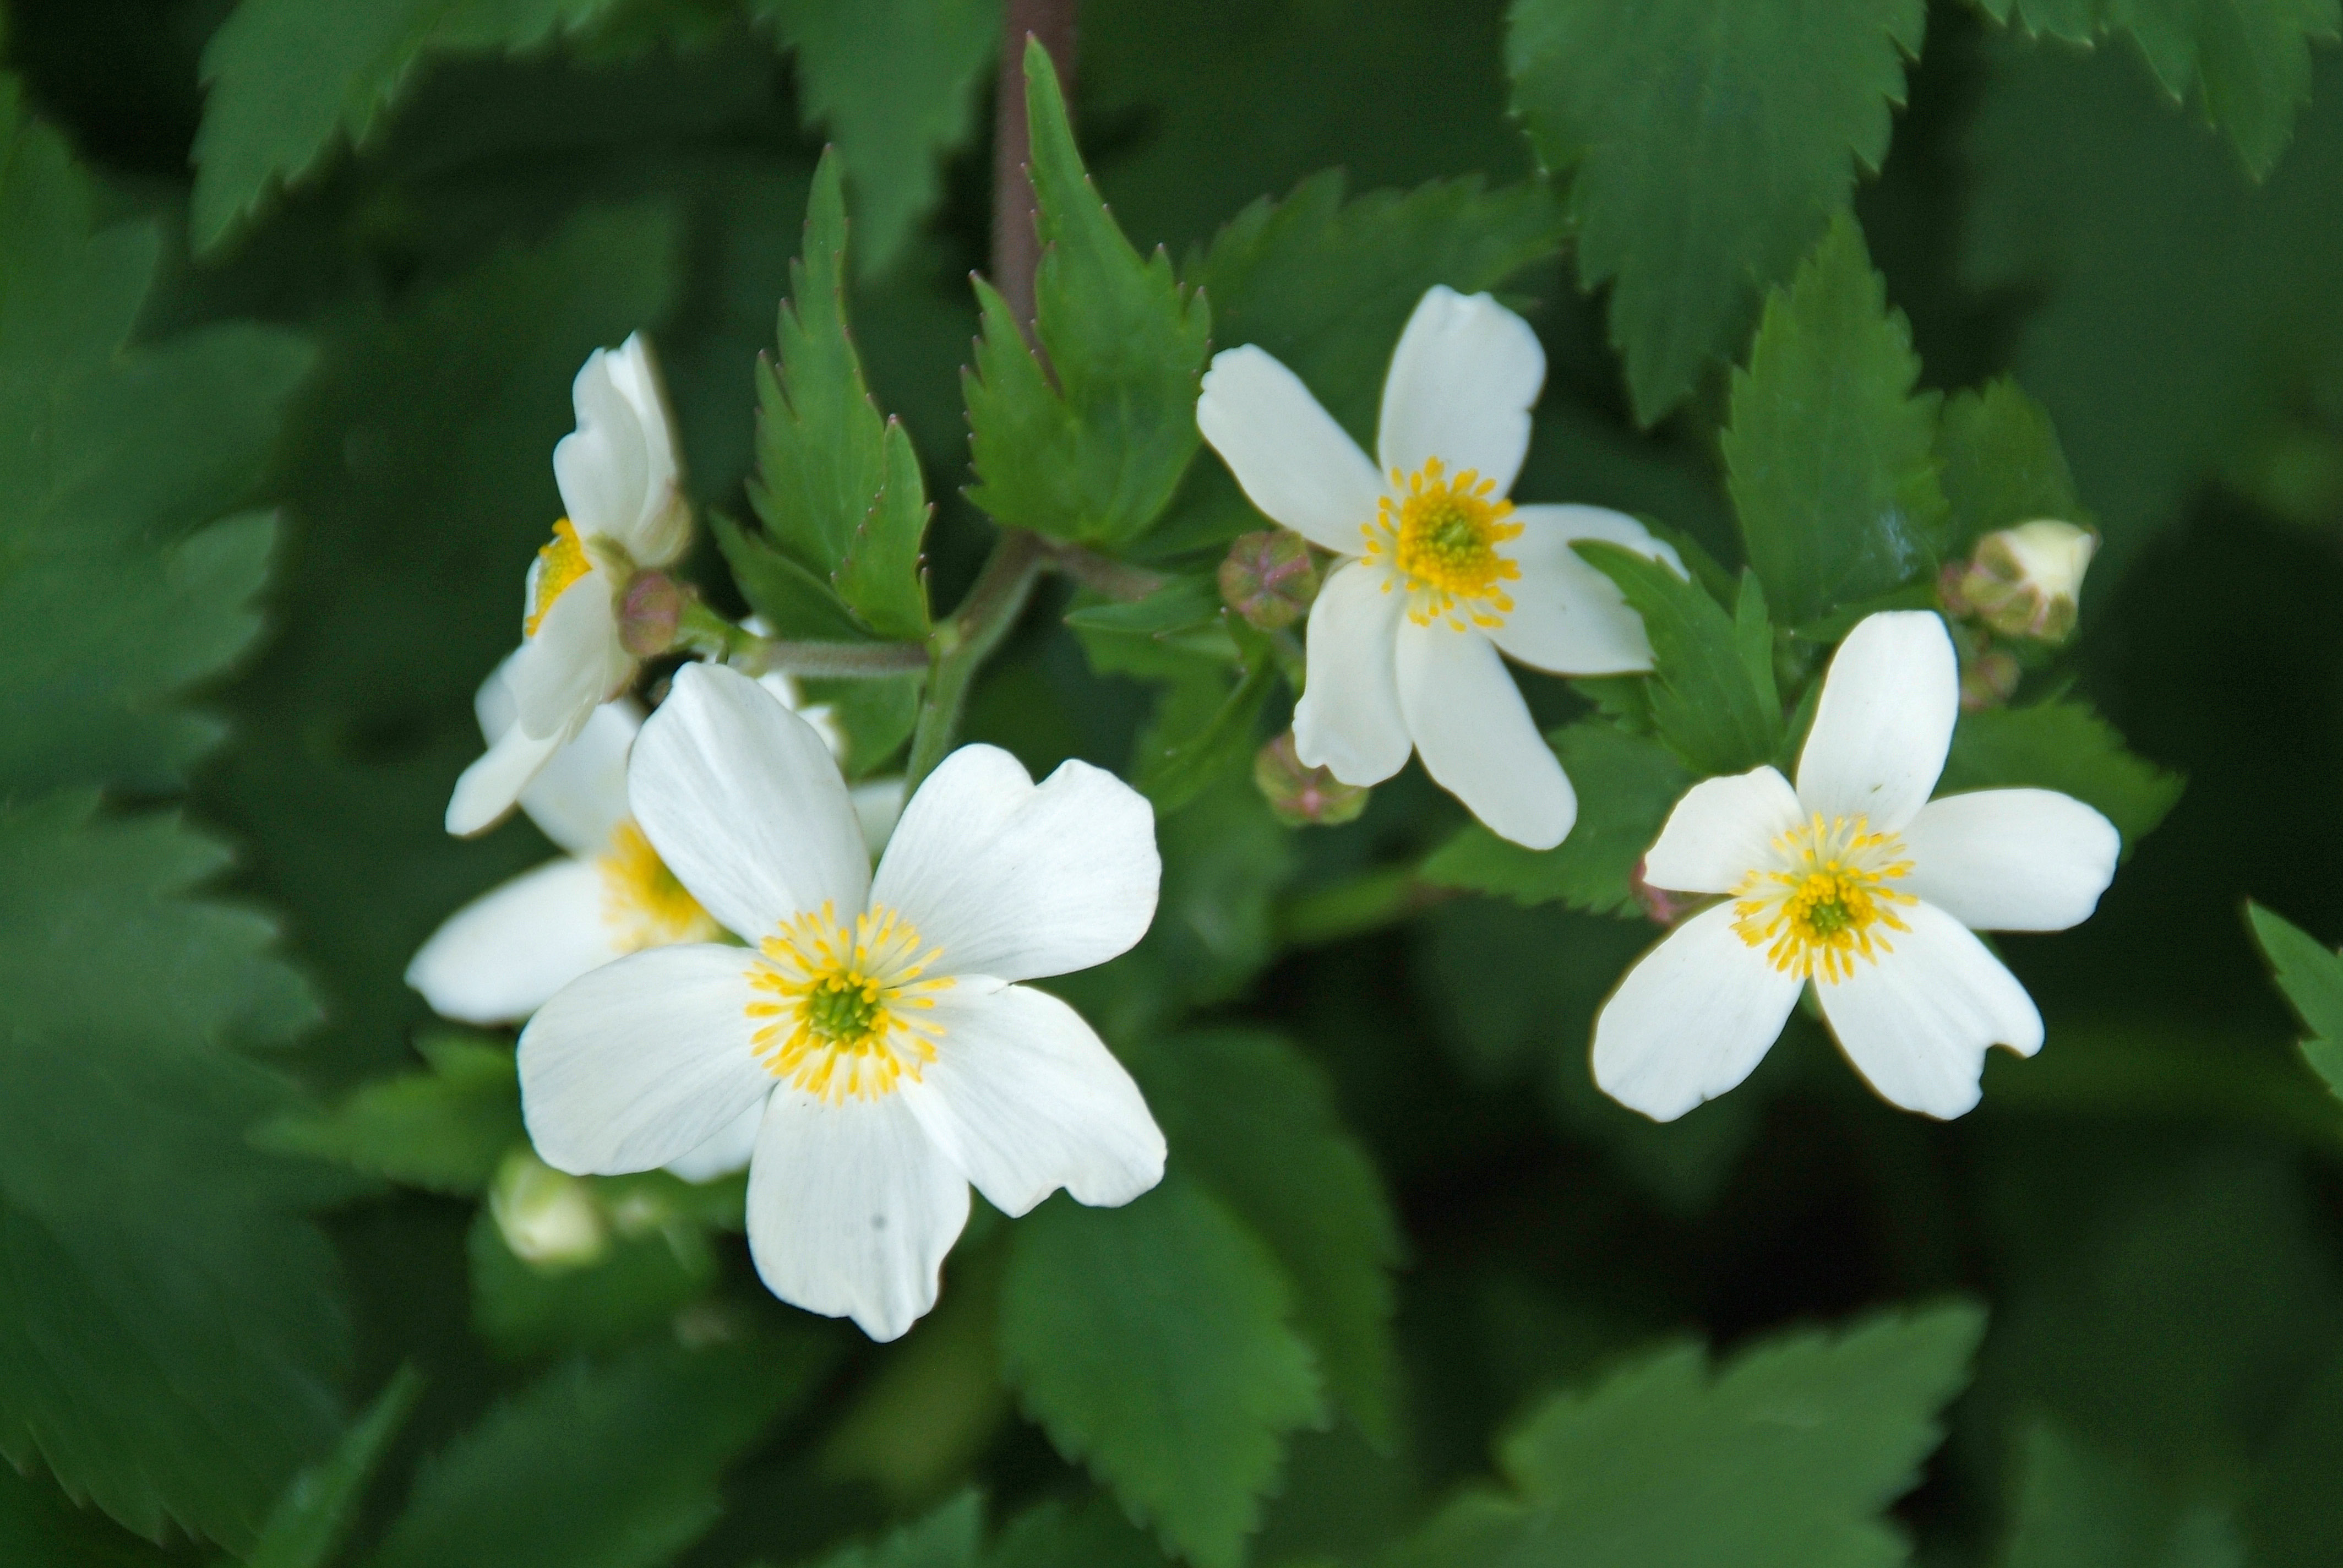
[190, 0, 635, 252]
[1979, 0, 2341, 178]
[800, 673, 924, 777]
[1134, 654, 1277, 815]
[246, 1367, 425, 1568]
[963, 43, 1212, 548]
[258, 1033, 525, 1197]
[0, 1464, 178, 1567]
[1129, 772, 1299, 1010]
[1422, 722, 1694, 913]
[2000, 1419, 2246, 1568]
[1128, 1030, 1406, 1445]
[1938, 701, 2184, 850]
[1574, 543, 1781, 775]
[2246, 903, 2343, 1102]
[1159, 171, 1564, 557]
[998, 1173, 1326, 1568]
[1937, 378, 2089, 557]
[1395, 1302, 1985, 1568]
[466, 1202, 718, 1359]
[1066, 576, 1239, 680]
[985, 1497, 1162, 1568]
[367, 1338, 821, 1568]
[804, 1492, 983, 1568]
[758, 0, 998, 277]
[1506, 0, 1925, 422]
[1722, 213, 1948, 630]
[740, 152, 931, 640]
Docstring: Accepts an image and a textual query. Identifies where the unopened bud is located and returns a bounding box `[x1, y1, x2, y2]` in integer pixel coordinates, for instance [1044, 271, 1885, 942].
[1219, 529, 1319, 631]
[1946, 520, 2096, 643]
[1961, 647, 2021, 712]
[1630, 858, 1699, 926]
[491, 1150, 607, 1272]
[618, 570, 685, 657]
[1254, 732, 1369, 826]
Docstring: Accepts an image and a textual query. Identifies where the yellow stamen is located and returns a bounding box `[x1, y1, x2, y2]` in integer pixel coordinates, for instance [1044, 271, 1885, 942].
[744, 902, 953, 1103]
[526, 518, 592, 637]
[597, 821, 722, 951]
[1731, 813, 1917, 985]
[1359, 457, 1523, 630]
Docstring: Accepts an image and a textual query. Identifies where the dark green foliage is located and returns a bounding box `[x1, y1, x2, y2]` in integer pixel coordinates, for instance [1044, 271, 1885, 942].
[1937, 377, 2090, 555]
[1939, 702, 2185, 850]
[1999, 1419, 2246, 1568]
[246, 1367, 424, 1568]
[2247, 903, 2343, 1100]
[1574, 545, 1783, 775]
[259, 1033, 525, 1196]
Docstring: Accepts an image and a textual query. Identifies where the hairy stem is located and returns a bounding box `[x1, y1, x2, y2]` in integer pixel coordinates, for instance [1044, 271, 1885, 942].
[906, 530, 1048, 788]
[673, 599, 928, 678]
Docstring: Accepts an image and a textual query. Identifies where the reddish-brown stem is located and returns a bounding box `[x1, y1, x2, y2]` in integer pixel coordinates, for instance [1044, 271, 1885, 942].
[990, 0, 1078, 331]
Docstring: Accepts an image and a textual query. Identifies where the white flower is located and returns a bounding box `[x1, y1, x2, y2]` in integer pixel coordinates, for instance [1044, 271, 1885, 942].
[1592, 612, 2121, 1122]
[1196, 285, 1682, 850]
[517, 663, 1167, 1339]
[446, 333, 691, 836]
[410, 660, 904, 1182]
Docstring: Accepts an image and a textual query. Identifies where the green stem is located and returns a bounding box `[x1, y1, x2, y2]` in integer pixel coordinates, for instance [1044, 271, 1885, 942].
[1039, 539, 1168, 602]
[1276, 864, 1452, 948]
[672, 599, 928, 678]
[904, 529, 1048, 790]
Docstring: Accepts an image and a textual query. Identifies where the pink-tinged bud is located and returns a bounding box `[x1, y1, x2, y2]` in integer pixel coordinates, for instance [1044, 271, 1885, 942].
[1960, 647, 2022, 712]
[1219, 529, 1320, 631]
[619, 570, 685, 657]
[1948, 520, 2096, 644]
[1630, 858, 1699, 926]
[1254, 732, 1369, 827]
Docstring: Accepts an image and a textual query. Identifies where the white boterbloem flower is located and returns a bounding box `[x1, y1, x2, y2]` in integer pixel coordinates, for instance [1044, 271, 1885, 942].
[518, 663, 1166, 1339]
[1593, 612, 2121, 1121]
[447, 333, 690, 837]
[410, 661, 904, 1182]
[1196, 285, 1682, 850]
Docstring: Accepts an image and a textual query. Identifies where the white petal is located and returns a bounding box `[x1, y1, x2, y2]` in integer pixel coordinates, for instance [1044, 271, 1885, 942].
[902, 984, 1165, 1217]
[757, 669, 847, 759]
[1486, 505, 1682, 675]
[555, 336, 685, 564]
[1795, 611, 1958, 834]
[1196, 345, 1385, 554]
[447, 722, 566, 837]
[1376, 286, 1545, 497]
[518, 943, 774, 1175]
[747, 1089, 969, 1341]
[1395, 617, 1574, 851]
[663, 1099, 765, 1184]
[849, 777, 907, 856]
[1642, 766, 1806, 895]
[406, 857, 625, 1024]
[1817, 900, 2044, 1119]
[508, 570, 630, 737]
[870, 747, 1158, 983]
[514, 700, 641, 857]
[629, 663, 870, 941]
[601, 333, 685, 562]
[1293, 559, 1411, 786]
[1591, 902, 1803, 1121]
[1900, 789, 2121, 933]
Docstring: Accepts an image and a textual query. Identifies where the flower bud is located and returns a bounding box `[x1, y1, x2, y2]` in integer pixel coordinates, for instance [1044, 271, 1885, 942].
[1630, 858, 1698, 926]
[490, 1150, 607, 1272]
[1219, 529, 1319, 631]
[1960, 646, 2021, 712]
[618, 570, 685, 657]
[1945, 520, 2096, 644]
[1254, 732, 1369, 826]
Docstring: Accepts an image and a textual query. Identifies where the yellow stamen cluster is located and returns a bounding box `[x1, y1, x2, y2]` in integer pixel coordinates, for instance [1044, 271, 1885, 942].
[597, 821, 722, 952]
[1732, 813, 1916, 984]
[526, 518, 593, 636]
[745, 902, 953, 1103]
[1362, 458, 1522, 629]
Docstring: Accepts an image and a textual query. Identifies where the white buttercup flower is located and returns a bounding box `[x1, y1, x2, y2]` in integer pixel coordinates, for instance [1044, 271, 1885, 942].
[518, 663, 1166, 1339]
[1196, 285, 1682, 850]
[447, 333, 691, 837]
[1593, 612, 2121, 1121]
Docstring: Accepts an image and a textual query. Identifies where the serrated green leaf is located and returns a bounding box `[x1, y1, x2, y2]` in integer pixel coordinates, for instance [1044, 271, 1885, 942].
[964, 43, 1211, 548]
[465, 1203, 717, 1359]
[368, 1338, 820, 1568]
[0, 1464, 178, 1567]
[1422, 722, 1694, 913]
[1394, 1302, 1984, 1568]
[190, 0, 636, 252]
[1723, 213, 1947, 630]
[2001, 1419, 2246, 1568]
[1938, 701, 2184, 850]
[757, 0, 998, 278]
[246, 1366, 424, 1568]
[1980, 0, 2340, 178]
[1937, 378, 2089, 557]
[803, 1492, 982, 1568]
[2247, 903, 2343, 1102]
[258, 1033, 524, 1197]
[1574, 543, 1780, 775]
[998, 1174, 1325, 1568]
[1157, 171, 1564, 557]
[1506, 0, 1924, 422]
[1127, 1030, 1405, 1446]
[740, 152, 930, 640]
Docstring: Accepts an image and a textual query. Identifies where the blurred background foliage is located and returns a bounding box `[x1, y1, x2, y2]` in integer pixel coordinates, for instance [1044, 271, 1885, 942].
[6, 0, 2343, 1565]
